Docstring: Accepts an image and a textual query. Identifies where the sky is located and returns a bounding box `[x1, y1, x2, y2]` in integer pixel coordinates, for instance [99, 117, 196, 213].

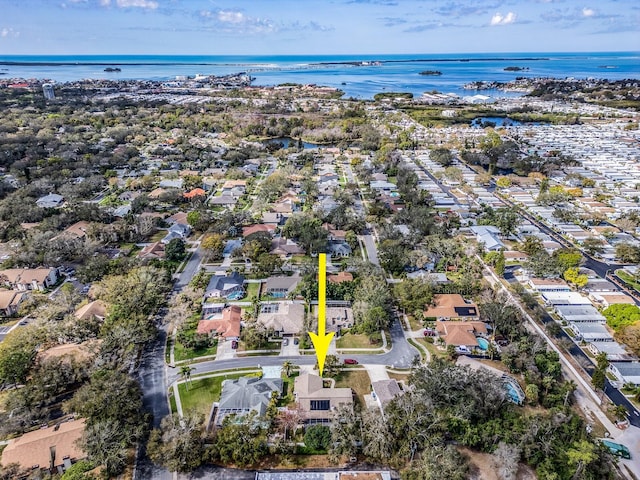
[1, 0, 639, 55]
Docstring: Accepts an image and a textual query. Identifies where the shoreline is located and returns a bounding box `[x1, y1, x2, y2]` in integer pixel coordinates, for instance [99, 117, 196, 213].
[0, 57, 551, 67]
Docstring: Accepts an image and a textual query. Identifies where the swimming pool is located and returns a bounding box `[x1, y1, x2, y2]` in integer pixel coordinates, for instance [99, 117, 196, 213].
[477, 337, 490, 351]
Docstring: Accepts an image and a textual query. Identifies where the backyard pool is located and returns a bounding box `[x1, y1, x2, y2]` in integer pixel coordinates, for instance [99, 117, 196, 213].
[477, 337, 490, 351]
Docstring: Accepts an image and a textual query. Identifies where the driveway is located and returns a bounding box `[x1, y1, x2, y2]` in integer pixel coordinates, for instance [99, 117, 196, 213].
[216, 340, 236, 360]
[280, 339, 300, 356]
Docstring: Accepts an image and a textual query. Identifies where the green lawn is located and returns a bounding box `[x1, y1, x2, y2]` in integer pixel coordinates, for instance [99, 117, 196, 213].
[150, 230, 166, 242]
[335, 370, 371, 408]
[174, 340, 218, 362]
[336, 333, 382, 349]
[178, 373, 250, 416]
[616, 270, 640, 293]
[238, 340, 281, 352]
[245, 282, 261, 299]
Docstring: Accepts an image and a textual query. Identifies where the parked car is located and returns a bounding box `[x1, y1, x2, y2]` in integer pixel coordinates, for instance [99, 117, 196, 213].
[283, 338, 289, 346]
[293, 338, 299, 345]
[231, 340, 238, 349]
[343, 358, 358, 365]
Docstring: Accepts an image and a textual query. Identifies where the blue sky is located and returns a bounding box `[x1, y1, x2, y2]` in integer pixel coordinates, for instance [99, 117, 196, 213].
[1, 0, 639, 54]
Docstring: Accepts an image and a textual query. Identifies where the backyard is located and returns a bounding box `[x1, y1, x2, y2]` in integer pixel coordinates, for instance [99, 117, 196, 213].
[177, 371, 259, 417]
[334, 369, 371, 407]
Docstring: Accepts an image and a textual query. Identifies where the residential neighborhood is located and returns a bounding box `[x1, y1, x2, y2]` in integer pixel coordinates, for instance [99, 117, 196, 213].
[0, 68, 639, 480]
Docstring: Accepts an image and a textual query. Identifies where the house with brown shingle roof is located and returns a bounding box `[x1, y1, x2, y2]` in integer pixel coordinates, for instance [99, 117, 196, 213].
[74, 300, 107, 322]
[423, 294, 479, 320]
[0, 268, 59, 292]
[0, 419, 86, 473]
[328, 271, 353, 284]
[435, 321, 487, 349]
[137, 241, 165, 260]
[184, 188, 206, 199]
[197, 306, 242, 339]
[294, 373, 353, 422]
[242, 224, 276, 237]
[0, 290, 26, 317]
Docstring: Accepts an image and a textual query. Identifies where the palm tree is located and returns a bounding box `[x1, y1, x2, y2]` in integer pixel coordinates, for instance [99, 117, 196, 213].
[180, 365, 195, 390]
[282, 360, 293, 378]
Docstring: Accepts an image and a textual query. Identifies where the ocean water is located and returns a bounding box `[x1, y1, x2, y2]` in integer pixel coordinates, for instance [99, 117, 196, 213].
[0, 52, 638, 99]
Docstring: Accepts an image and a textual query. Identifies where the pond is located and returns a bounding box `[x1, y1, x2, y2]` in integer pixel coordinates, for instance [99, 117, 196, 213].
[471, 116, 549, 128]
[263, 137, 323, 150]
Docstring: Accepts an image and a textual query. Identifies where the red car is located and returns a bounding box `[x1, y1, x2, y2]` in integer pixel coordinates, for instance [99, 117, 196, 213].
[343, 358, 358, 365]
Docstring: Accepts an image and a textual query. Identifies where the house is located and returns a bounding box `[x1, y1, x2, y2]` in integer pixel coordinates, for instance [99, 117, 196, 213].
[0, 290, 26, 317]
[569, 322, 614, 342]
[210, 195, 238, 207]
[36, 193, 64, 208]
[264, 276, 301, 298]
[0, 419, 86, 473]
[587, 342, 635, 362]
[435, 321, 487, 349]
[215, 376, 283, 426]
[257, 472, 392, 480]
[197, 306, 242, 339]
[0, 268, 59, 291]
[112, 204, 132, 218]
[74, 300, 107, 322]
[257, 302, 305, 336]
[528, 278, 571, 293]
[424, 294, 479, 320]
[456, 356, 525, 405]
[371, 379, 403, 410]
[137, 241, 166, 260]
[167, 211, 188, 226]
[328, 271, 354, 284]
[184, 188, 206, 199]
[406, 271, 449, 283]
[243, 224, 276, 237]
[57, 221, 90, 240]
[262, 212, 285, 226]
[320, 306, 354, 332]
[159, 178, 184, 189]
[554, 305, 605, 323]
[328, 242, 352, 258]
[589, 292, 636, 308]
[161, 223, 191, 244]
[270, 238, 305, 257]
[294, 373, 353, 422]
[221, 180, 247, 194]
[469, 225, 504, 251]
[541, 292, 592, 306]
[204, 272, 245, 299]
[503, 251, 528, 262]
[608, 362, 640, 386]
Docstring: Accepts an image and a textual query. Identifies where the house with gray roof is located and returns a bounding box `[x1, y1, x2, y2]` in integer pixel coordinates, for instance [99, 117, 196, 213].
[372, 379, 403, 412]
[469, 225, 504, 251]
[36, 193, 64, 208]
[609, 362, 640, 386]
[205, 272, 245, 299]
[264, 276, 301, 298]
[215, 376, 283, 426]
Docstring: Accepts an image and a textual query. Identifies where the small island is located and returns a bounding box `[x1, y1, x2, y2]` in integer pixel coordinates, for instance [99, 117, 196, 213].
[419, 70, 442, 76]
[504, 66, 529, 72]
[104, 67, 122, 72]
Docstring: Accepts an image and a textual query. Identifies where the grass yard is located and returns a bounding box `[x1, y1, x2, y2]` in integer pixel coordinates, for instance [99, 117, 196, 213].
[334, 369, 371, 407]
[336, 333, 382, 349]
[245, 282, 261, 299]
[174, 340, 218, 362]
[407, 314, 424, 331]
[386, 371, 410, 384]
[616, 270, 640, 293]
[238, 340, 281, 352]
[416, 338, 448, 359]
[178, 372, 248, 416]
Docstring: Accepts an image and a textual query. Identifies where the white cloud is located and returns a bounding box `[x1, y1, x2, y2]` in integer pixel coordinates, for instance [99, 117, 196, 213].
[100, 0, 111, 5]
[116, 0, 158, 8]
[217, 10, 246, 24]
[1, 27, 19, 38]
[582, 7, 595, 17]
[490, 12, 516, 25]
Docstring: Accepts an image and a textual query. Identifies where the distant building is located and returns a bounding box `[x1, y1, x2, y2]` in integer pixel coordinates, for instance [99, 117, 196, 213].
[42, 83, 55, 100]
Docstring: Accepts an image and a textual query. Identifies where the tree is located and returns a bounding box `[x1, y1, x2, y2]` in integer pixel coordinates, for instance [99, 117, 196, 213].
[316, 354, 341, 377]
[615, 243, 640, 263]
[330, 404, 361, 458]
[240, 321, 273, 350]
[147, 412, 205, 473]
[525, 383, 539, 405]
[519, 236, 544, 256]
[201, 233, 225, 261]
[443, 166, 463, 183]
[281, 213, 328, 254]
[495, 176, 512, 189]
[566, 440, 598, 479]
[563, 267, 588, 288]
[165, 238, 186, 262]
[603, 304, 640, 332]
[404, 444, 468, 480]
[304, 425, 331, 451]
[0, 326, 39, 386]
[179, 365, 195, 390]
[430, 148, 453, 166]
[361, 407, 393, 461]
[209, 414, 267, 467]
[582, 237, 605, 256]
[253, 253, 283, 277]
[492, 442, 521, 480]
[282, 360, 294, 377]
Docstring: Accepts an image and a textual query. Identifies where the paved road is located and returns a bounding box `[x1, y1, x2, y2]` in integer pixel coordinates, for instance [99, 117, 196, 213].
[168, 316, 419, 386]
[135, 241, 207, 480]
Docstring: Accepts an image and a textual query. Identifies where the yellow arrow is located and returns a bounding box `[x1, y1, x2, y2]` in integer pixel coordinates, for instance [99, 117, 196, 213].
[308, 253, 334, 376]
